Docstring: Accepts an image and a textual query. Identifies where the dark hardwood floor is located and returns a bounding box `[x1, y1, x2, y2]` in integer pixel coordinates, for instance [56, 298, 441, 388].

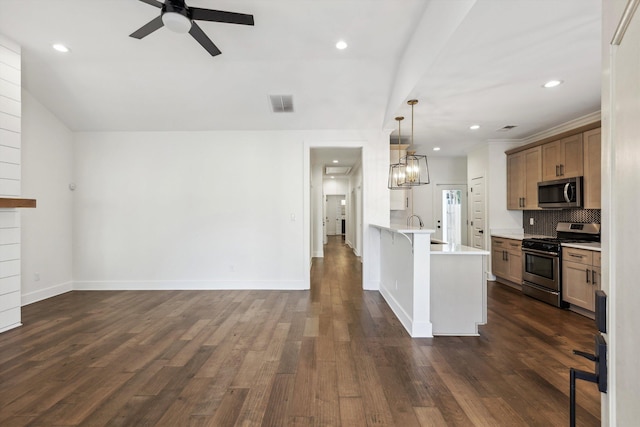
[0, 236, 600, 426]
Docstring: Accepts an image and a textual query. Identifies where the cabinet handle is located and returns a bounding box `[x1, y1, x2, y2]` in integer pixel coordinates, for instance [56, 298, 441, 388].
[560, 164, 564, 176]
[556, 165, 560, 176]
[586, 268, 590, 283]
[592, 270, 597, 285]
[406, 197, 409, 208]
[505, 251, 509, 261]
[569, 253, 583, 259]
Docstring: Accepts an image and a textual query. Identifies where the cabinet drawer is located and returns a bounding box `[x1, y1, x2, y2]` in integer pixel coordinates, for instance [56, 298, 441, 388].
[492, 237, 521, 250]
[507, 241, 522, 253]
[562, 247, 593, 265]
[491, 237, 507, 249]
[593, 252, 601, 267]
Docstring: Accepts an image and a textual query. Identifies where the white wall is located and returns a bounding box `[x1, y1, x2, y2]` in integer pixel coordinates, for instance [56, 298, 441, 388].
[467, 142, 523, 240]
[0, 34, 22, 332]
[323, 178, 349, 195]
[73, 131, 306, 290]
[73, 130, 388, 291]
[391, 156, 467, 226]
[414, 156, 467, 228]
[21, 91, 74, 304]
[310, 162, 323, 258]
[348, 162, 363, 253]
[602, 0, 640, 424]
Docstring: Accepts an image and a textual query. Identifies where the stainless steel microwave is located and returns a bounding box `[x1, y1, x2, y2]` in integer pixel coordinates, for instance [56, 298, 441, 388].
[538, 177, 583, 208]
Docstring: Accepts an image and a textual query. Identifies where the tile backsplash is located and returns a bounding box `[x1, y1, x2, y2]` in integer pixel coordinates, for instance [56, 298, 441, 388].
[523, 209, 601, 236]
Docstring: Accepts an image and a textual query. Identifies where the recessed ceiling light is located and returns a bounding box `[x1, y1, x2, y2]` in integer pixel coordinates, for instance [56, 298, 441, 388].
[336, 40, 348, 50]
[433, 147, 441, 151]
[332, 160, 339, 163]
[52, 43, 70, 53]
[543, 79, 563, 88]
[469, 124, 480, 130]
[331, 176, 335, 179]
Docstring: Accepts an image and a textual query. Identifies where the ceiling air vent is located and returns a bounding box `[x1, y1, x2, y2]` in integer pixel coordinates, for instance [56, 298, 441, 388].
[497, 125, 518, 132]
[269, 95, 294, 113]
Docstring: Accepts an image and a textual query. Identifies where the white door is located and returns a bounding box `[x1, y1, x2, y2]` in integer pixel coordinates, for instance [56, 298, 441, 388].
[434, 185, 468, 245]
[470, 177, 485, 249]
[325, 195, 345, 236]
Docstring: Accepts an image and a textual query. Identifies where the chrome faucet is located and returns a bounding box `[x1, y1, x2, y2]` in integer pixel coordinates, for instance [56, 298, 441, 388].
[407, 214, 424, 229]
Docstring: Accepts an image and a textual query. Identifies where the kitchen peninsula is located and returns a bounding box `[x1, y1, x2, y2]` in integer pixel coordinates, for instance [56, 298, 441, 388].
[370, 224, 489, 338]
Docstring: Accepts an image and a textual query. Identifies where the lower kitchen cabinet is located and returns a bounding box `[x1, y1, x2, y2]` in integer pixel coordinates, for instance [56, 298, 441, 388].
[491, 237, 522, 285]
[562, 247, 600, 312]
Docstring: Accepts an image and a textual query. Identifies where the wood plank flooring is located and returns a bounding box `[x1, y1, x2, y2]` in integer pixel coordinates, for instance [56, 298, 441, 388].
[0, 236, 600, 426]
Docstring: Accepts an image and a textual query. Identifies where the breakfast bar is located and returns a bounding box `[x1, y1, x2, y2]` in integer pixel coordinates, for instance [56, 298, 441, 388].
[370, 224, 490, 337]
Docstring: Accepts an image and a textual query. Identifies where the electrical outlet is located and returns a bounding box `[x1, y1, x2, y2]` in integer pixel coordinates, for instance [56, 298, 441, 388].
[529, 218, 534, 225]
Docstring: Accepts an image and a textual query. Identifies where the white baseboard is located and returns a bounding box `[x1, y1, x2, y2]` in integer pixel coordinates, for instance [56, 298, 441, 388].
[22, 281, 73, 306]
[379, 284, 433, 338]
[0, 322, 22, 333]
[73, 279, 309, 291]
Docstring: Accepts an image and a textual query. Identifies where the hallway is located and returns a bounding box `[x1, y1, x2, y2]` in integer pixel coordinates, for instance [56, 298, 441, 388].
[0, 236, 600, 425]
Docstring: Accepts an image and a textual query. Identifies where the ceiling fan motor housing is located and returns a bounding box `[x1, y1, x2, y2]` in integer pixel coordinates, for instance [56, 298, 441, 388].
[130, 0, 255, 56]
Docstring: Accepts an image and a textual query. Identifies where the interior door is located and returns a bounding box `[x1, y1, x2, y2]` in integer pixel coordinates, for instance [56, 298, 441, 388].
[470, 176, 485, 249]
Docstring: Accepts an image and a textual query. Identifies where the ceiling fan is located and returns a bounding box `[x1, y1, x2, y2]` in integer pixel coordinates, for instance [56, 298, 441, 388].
[129, 0, 254, 57]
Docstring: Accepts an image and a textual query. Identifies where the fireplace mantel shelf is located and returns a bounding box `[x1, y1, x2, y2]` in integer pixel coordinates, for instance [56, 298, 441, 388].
[0, 198, 37, 208]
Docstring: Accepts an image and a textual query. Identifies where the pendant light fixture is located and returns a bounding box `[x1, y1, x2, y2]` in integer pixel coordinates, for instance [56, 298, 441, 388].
[398, 99, 430, 186]
[388, 116, 407, 189]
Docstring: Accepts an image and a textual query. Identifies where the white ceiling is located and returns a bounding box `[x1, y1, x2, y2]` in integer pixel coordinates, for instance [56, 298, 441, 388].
[0, 0, 601, 170]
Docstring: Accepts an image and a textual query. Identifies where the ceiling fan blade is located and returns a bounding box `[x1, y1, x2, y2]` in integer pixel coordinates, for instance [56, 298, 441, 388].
[189, 22, 222, 56]
[190, 8, 255, 26]
[130, 15, 164, 39]
[138, 0, 163, 8]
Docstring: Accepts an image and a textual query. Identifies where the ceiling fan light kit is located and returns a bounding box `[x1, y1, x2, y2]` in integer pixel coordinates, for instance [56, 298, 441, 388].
[162, 12, 191, 33]
[130, 0, 255, 57]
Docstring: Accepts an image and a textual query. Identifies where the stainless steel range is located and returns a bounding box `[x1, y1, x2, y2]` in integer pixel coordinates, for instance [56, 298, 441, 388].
[521, 222, 600, 307]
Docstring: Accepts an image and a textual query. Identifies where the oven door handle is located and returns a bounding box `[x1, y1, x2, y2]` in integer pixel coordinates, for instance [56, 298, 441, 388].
[522, 248, 559, 257]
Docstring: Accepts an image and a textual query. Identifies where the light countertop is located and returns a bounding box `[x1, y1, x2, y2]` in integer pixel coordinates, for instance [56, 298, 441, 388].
[562, 242, 601, 251]
[371, 224, 436, 234]
[430, 243, 490, 255]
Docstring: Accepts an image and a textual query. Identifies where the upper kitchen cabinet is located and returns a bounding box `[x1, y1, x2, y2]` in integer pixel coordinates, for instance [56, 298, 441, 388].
[507, 146, 541, 210]
[541, 134, 584, 181]
[505, 122, 600, 211]
[583, 128, 601, 209]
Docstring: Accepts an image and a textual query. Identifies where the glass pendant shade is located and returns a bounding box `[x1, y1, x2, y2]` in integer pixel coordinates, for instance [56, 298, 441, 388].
[388, 162, 407, 189]
[388, 116, 406, 190]
[398, 152, 430, 186]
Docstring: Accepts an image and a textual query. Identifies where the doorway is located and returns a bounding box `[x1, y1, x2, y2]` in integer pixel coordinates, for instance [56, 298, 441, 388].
[305, 145, 364, 289]
[434, 184, 468, 245]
